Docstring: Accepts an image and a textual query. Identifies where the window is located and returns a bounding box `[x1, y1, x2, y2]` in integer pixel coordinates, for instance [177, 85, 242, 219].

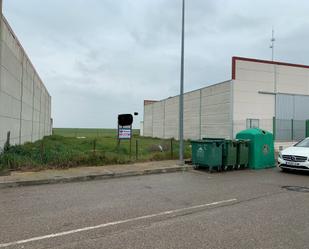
[246, 119, 260, 129]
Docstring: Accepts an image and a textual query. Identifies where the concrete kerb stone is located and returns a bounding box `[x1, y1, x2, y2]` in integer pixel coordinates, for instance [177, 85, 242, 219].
[0, 165, 193, 189]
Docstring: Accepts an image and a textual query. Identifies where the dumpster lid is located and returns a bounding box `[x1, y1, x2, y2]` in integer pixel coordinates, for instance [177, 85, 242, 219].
[191, 139, 225, 144]
[202, 137, 225, 141]
[236, 128, 272, 137]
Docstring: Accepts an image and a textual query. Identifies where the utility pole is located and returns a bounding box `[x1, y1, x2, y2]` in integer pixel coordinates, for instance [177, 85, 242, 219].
[179, 0, 185, 166]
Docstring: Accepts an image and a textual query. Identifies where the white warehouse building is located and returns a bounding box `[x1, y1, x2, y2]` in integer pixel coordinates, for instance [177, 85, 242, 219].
[143, 56, 309, 141]
[0, 6, 52, 149]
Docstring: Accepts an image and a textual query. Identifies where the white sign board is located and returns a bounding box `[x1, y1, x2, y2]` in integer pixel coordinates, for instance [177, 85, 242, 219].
[118, 127, 132, 140]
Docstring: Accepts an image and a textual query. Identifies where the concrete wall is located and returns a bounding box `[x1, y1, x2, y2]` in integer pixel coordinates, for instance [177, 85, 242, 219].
[233, 59, 275, 135]
[143, 103, 153, 137]
[144, 57, 309, 141]
[0, 16, 51, 149]
[143, 81, 232, 140]
[232, 58, 309, 137]
[139, 121, 144, 136]
[164, 96, 179, 139]
[201, 82, 232, 139]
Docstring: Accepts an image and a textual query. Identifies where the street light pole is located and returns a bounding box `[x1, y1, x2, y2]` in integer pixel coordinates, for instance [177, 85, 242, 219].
[0, 0, 3, 96]
[179, 0, 185, 165]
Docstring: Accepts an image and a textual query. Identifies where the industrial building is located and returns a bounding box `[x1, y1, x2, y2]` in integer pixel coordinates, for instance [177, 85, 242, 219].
[143, 56, 309, 141]
[0, 6, 52, 149]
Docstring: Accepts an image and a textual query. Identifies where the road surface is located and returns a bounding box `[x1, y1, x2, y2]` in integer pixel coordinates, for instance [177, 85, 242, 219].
[1, 168, 309, 248]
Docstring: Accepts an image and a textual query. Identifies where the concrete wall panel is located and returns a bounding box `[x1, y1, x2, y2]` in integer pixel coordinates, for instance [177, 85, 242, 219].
[233, 59, 277, 136]
[164, 96, 179, 139]
[201, 82, 231, 139]
[0, 16, 52, 149]
[152, 101, 164, 138]
[143, 104, 153, 137]
[143, 81, 232, 140]
[184, 90, 200, 140]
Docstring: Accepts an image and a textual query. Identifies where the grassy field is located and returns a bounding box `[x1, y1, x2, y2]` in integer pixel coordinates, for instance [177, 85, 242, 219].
[0, 128, 191, 171]
[53, 128, 140, 138]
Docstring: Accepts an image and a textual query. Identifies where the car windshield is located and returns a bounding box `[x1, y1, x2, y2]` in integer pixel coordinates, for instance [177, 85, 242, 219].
[295, 138, 309, 147]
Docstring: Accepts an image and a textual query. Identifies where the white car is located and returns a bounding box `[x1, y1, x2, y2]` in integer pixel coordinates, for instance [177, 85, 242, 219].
[278, 138, 309, 171]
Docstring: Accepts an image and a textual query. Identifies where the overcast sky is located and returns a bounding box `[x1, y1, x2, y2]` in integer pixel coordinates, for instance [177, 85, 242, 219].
[3, 0, 309, 128]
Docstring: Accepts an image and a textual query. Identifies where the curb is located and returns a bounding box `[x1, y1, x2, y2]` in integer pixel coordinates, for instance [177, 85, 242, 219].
[0, 165, 193, 189]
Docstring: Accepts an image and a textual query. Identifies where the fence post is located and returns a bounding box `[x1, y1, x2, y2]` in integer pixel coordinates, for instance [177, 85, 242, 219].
[4, 131, 11, 152]
[170, 139, 173, 159]
[129, 138, 132, 159]
[40, 140, 44, 163]
[272, 117, 276, 141]
[291, 119, 294, 141]
[6, 131, 10, 145]
[93, 139, 97, 154]
[135, 140, 138, 160]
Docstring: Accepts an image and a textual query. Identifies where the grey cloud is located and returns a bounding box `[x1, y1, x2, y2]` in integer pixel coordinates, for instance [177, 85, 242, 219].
[3, 0, 309, 128]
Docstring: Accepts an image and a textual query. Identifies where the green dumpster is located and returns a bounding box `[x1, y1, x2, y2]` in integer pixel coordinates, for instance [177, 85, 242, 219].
[191, 139, 224, 172]
[202, 138, 225, 140]
[236, 128, 275, 169]
[222, 140, 237, 170]
[237, 139, 250, 169]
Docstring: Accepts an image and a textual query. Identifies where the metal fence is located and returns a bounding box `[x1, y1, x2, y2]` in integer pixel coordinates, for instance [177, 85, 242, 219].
[275, 119, 307, 141]
[234, 118, 309, 142]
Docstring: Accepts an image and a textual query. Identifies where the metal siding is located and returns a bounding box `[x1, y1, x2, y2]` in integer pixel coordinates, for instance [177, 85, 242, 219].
[294, 96, 309, 120]
[276, 94, 294, 119]
[276, 94, 309, 120]
[276, 94, 309, 141]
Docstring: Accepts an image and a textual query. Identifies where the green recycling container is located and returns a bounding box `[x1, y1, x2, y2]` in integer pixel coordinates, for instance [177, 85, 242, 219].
[236, 128, 275, 169]
[222, 140, 237, 170]
[237, 140, 250, 169]
[191, 139, 224, 172]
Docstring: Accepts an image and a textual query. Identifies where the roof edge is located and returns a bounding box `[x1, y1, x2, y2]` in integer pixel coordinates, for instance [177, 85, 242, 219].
[232, 56, 309, 80]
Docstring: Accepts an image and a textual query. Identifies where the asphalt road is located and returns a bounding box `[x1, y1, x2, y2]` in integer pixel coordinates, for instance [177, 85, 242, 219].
[1, 168, 309, 249]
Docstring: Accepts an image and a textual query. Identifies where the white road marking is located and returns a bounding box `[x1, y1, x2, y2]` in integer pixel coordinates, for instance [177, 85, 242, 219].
[0, 198, 237, 248]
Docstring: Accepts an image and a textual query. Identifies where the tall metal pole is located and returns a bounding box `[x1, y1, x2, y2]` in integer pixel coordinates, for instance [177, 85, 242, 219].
[270, 28, 275, 61]
[270, 28, 277, 140]
[179, 0, 185, 165]
[0, 0, 3, 95]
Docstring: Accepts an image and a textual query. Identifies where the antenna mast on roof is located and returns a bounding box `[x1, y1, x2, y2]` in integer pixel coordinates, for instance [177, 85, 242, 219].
[270, 28, 275, 61]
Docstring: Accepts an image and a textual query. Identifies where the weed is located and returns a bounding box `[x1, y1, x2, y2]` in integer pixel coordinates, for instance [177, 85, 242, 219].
[0, 129, 192, 170]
